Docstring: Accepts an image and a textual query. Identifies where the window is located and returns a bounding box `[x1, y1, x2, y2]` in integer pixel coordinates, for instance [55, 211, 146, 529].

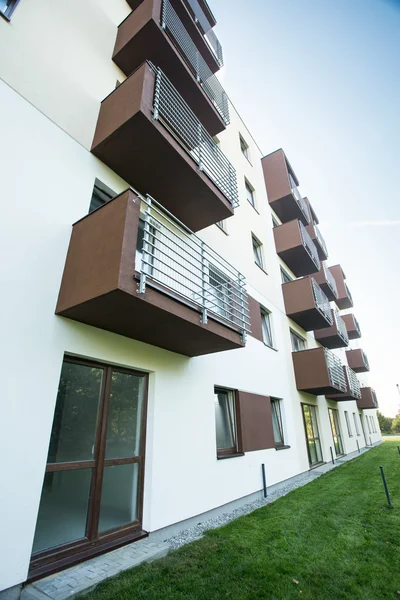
[302, 404, 323, 466]
[272, 215, 280, 228]
[271, 399, 284, 446]
[370, 416, 376, 433]
[216, 220, 227, 233]
[0, 0, 20, 20]
[329, 408, 344, 456]
[239, 134, 250, 160]
[89, 179, 116, 213]
[290, 330, 306, 352]
[281, 268, 293, 284]
[344, 411, 353, 437]
[353, 412, 360, 435]
[261, 308, 274, 348]
[214, 388, 238, 457]
[245, 179, 255, 208]
[252, 235, 264, 269]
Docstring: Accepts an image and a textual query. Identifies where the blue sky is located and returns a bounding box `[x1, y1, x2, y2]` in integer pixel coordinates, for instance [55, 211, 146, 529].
[214, 0, 400, 416]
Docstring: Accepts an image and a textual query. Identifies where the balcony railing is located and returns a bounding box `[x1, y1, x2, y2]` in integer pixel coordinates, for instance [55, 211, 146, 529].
[300, 222, 320, 271]
[345, 366, 361, 399]
[205, 29, 223, 67]
[314, 223, 328, 258]
[333, 309, 349, 345]
[288, 174, 309, 223]
[311, 278, 333, 325]
[153, 66, 238, 208]
[325, 350, 347, 392]
[323, 262, 338, 297]
[362, 350, 370, 370]
[371, 389, 378, 408]
[184, 0, 223, 66]
[161, 0, 228, 122]
[345, 282, 353, 306]
[139, 196, 250, 337]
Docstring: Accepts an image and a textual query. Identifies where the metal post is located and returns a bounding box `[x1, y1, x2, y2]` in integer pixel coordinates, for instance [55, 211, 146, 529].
[330, 446, 335, 464]
[238, 273, 247, 344]
[153, 68, 162, 121]
[356, 440, 360, 454]
[261, 464, 267, 498]
[200, 241, 207, 324]
[397, 446, 400, 455]
[139, 197, 152, 294]
[197, 122, 203, 171]
[380, 466, 392, 509]
[160, 0, 166, 29]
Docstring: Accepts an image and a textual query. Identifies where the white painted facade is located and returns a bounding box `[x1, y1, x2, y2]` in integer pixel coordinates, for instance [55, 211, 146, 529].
[0, 1, 381, 593]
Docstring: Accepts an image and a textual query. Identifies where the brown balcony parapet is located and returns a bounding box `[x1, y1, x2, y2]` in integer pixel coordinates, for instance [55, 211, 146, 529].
[357, 387, 378, 409]
[311, 261, 338, 301]
[273, 220, 320, 277]
[261, 149, 310, 226]
[314, 309, 349, 349]
[56, 189, 250, 357]
[346, 348, 370, 372]
[91, 62, 237, 232]
[282, 277, 333, 331]
[329, 265, 353, 310]
[292, 347, 347, 395]
[326, 366, 361, 401]
[342, 313, 362, 339]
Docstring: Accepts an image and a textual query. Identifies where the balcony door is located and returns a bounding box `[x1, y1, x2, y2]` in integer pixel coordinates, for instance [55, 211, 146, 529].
[30, 357, 148, 578]
[328, 408, 344, 457]
[301, 404, 323, 467]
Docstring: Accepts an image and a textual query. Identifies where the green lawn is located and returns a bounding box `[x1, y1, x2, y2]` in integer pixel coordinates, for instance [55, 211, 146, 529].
[86, 442, 400, 600]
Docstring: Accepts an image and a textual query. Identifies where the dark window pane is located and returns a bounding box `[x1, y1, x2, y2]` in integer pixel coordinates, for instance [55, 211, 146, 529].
[47, 363, 103, 463]
[32, 469, 92, 553]
[215, 390, 236, 450]
[105, 372, 145, 459]
[98, 463, 140, 533]
[88, 181, 115, 213]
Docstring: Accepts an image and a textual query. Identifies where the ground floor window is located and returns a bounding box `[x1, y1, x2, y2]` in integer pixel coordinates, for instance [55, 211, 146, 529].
[353, 412, 360, 435]
[214, 388, 238, 457]
[271, 398, 284, 446]
[329, 408, 344, 456]
[344, 411, 353, 437]
[301, 404, 323, 466]
[30, 357, 148, 577]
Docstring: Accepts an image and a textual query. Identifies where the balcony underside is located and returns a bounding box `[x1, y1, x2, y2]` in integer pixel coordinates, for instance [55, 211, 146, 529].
[91, 63, 233, 232]
[335, 296, 353, 310]
[277, 248, 318, 277]
[58, 284, 244, 357]
[288, 308, 331, 331]
[292, 348, 345, 395]
[269, 195, 309, 226]
[113, 14, 225, 135]
[318, 281, 336, 302]
[326, 391, 358, 401]
[56, 190, 244, 357]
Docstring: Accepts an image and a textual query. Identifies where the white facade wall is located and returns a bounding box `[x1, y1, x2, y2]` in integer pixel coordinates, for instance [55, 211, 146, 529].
[0, 0, 380, 592]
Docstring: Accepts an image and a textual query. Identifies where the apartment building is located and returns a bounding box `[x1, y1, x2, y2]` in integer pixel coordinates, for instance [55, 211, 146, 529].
[0, 0, 381, 595]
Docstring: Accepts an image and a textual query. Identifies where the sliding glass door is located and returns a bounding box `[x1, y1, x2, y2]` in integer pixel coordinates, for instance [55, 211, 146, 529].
[31, 357, 147, 576]
[301, 404, 323, 467]
[328, 408, 344, 457]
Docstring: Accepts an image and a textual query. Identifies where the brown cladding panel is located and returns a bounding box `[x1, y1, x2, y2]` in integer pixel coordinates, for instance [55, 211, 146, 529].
[247, 295, 263, 343]
[357, 388, 378, 409]
[329, 265, 353, 309]
[261, 149, 291, 205]
[292, 347, 332, 395]
[346, 348, 369, 372]
[237, 392, 275, 452]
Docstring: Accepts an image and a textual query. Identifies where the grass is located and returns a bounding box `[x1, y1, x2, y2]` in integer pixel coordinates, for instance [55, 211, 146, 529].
[86, 442, 400, 600]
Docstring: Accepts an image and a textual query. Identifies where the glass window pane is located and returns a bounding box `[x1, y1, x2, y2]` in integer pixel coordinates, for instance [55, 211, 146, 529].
[271, 401, 283, 444]
[261, 311, 273, 346]
[47, 362, 103, 463]
[215, 391, 236, 450]
[99, 463, 140, 533]
[105, 372, 145, 459]
[32, 469, 92, 554]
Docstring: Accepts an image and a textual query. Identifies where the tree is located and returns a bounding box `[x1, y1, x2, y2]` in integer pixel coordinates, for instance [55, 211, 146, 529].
[377, 411, 393, 435]
[391, 413, 400, 435]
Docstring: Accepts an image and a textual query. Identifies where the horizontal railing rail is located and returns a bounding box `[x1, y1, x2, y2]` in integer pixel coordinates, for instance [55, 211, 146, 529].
[183, 0, 223, 66]
[152, 66, 238, 208]
[323, 262, 338, 297]
[345, 366, 361, 398]
[161, 0, 228, 122]
[299, 221, 320, 270]
[325, 349, 347, 392]
[139, 195, 250, 338]
[311, 278, 333, 325]
[314, 223, 328, 257]
[333, 309, 349, 345]
[371, 389, 378, 407]
[288, 174, 310, 223]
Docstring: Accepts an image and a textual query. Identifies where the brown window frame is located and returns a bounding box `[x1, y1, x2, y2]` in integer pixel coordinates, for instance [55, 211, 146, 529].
[29, 355, 149, 581]
[214, 388, 243, 459]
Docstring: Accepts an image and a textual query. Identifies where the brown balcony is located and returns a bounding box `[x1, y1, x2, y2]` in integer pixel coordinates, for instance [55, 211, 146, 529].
[314, 309, 349, 349]
[305, 221, 328, 263]
[310, 262, 338, 301]
[357, 388, 378, 409]
[56, 190, 250, 357]
[177, 0, 223, 71]
[273, 220, 320, 276]
[326, 366, 361, 401]
[292, 347, 348, 395]
[261, 149, 310, 226]
[342, 314, 362, 339]
[113, 0, 227, 135]
[282, 277, 333, 331]
[346, 348, 370, 372]
[329, 265, 353, 309]
[91, 62, 238, 232]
